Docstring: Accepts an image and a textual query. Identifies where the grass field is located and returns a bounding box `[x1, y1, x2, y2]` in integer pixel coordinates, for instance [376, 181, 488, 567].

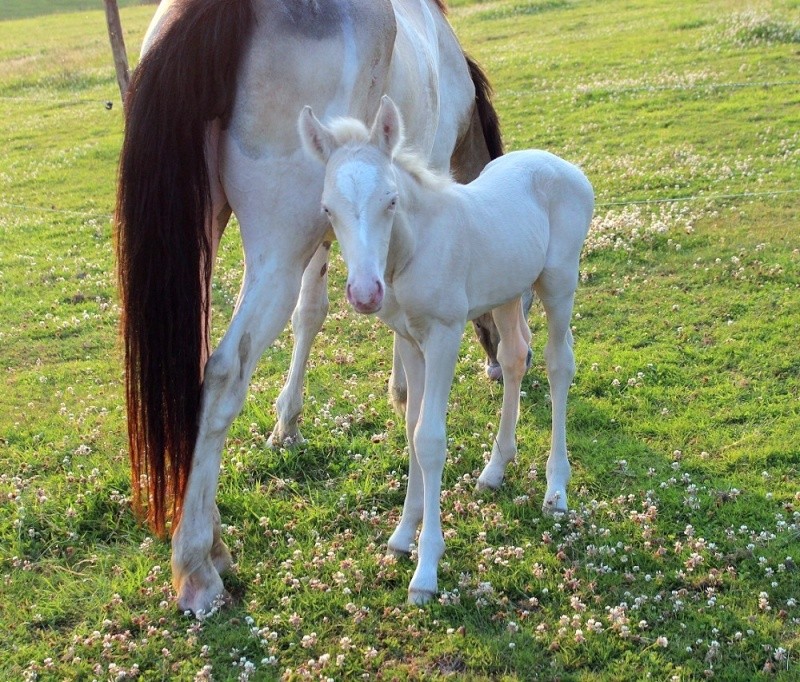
[1, 0, 799, 679]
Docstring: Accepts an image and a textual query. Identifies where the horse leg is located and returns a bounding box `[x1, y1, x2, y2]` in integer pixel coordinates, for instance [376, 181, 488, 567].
[471, 313, 502, 381]
[407, 325, 461, 605]
[388, 336, 409, 416]
[477, 298, 531, 489]
[387, 336, 424, 555]
[268, 242, 331, 447]
[534, 270, 577, 514]
[172, 264, 304, 615]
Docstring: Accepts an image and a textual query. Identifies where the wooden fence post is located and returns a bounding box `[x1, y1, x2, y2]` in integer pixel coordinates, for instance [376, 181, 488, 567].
[104, 0, 130, 111]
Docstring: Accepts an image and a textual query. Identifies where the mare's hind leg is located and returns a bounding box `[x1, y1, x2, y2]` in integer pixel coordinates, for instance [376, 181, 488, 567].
[472, 313, 502, 381]
[534, 269, 577, 514]
[389, 336, 409, 416]
[172, 263, 304, 615]
[268, 242, 331, 446]
[472, 288, 535, 382]
[478, 298, 531, 489]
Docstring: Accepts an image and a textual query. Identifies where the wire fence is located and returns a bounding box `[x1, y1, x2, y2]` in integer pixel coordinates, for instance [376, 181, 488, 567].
[2, 187, 799, 224]
[1, 80, 797, 219]
[2, 78, 799, 106]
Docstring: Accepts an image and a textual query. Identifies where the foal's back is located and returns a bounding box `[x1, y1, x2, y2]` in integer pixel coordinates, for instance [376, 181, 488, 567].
[447, 150, 593, 317]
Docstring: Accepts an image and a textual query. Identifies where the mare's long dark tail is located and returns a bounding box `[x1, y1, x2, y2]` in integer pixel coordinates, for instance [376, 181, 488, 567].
[465, 53, 504, 161]
[115, 0, 255, 536]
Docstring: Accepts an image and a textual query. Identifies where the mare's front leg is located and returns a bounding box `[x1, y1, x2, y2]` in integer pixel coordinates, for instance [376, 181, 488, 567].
[478, 298, 531, 489]
[535, 270, 577, 514]
[172, 259, 305, 615]
[406, 325, 461, 604]
[268, 241, 331, 446]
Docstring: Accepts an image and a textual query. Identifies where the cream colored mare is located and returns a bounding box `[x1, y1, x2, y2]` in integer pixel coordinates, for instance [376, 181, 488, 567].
[299, 97, 594, 602]
[140, 0, 483, 615]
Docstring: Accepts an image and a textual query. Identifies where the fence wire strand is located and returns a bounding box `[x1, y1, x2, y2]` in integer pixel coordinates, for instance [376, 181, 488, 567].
[1, 79, 797, 219]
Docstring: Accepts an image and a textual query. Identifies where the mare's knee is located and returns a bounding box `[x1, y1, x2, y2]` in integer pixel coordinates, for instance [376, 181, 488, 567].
[202, 347, 250, 430]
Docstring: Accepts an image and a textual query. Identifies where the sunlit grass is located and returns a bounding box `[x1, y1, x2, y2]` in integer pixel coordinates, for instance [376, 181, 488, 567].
[1, 0, 799, 680]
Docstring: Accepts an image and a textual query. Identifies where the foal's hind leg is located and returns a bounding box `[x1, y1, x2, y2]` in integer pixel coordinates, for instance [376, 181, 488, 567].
[478, 298, 531, 489]
[172, 264, 304, 615]
[269, 242, 331, 446]
[534, 270, 577, 514]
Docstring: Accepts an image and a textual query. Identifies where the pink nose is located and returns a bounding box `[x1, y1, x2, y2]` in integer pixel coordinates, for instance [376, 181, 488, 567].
[346, 279, 384, 314]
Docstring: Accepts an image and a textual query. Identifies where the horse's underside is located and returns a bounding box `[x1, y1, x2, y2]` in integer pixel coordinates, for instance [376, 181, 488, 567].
[116, 0, 504, 614]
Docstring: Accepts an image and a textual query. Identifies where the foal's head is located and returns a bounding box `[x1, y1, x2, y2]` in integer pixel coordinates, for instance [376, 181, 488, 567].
[298, 96, 404, 314]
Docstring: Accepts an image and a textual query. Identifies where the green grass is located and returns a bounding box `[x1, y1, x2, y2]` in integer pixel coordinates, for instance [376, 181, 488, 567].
[0, 1, 157, 22]
[1, 0, 799, 679]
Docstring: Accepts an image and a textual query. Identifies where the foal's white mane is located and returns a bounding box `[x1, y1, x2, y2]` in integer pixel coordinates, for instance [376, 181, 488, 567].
[326, 117, 454, 192]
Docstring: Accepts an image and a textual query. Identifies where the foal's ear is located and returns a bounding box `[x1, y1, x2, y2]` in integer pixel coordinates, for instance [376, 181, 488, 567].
[370, 95, 403, 157]
[298, 106, 335, 162]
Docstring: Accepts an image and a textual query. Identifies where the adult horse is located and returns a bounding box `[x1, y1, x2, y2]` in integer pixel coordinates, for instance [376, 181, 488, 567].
[116, 0, 504, 614]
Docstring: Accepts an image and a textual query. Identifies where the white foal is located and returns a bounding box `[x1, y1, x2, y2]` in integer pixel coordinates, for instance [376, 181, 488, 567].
[298, 97, 594, 603]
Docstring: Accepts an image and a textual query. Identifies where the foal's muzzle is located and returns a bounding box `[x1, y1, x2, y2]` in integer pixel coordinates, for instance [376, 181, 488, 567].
[346, 278, 384, 314]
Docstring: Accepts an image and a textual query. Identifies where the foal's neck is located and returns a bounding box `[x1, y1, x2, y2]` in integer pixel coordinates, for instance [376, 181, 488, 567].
[385, 166, 446, 282]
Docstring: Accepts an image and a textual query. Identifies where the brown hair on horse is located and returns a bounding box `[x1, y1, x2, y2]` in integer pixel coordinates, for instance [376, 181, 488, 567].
[115, 0, 255, 536]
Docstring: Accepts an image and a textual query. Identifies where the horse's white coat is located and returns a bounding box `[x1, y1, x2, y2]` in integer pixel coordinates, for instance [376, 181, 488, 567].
[140, 0, 481, 615]
[335, 159, 381, 208]
[324, 1, 359, 121]
[300, 97, 594, 603]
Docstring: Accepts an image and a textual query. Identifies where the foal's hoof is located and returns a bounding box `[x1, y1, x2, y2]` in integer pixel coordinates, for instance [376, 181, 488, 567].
[387, 544, 412, 559]
[387, 529, 414, 557]
[266, 429, 305, 449]
[486, 361, 503, 382]
[542, 489, 568, 515]
[477, 465, 505, 491]
[407, 588, 436, 606]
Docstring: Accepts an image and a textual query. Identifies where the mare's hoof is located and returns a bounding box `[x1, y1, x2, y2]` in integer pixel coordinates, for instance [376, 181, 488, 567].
[389, 388, 407, 417]
[176, 572, 228, 617]
[486, 361, 503, 382]
[210, 541, 233, 575]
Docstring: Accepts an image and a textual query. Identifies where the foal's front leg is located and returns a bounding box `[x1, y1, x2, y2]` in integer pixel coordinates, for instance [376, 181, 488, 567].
[387, 336, 424, 556]
[268, 242, 330, 447]
[406, 325, 461, 604]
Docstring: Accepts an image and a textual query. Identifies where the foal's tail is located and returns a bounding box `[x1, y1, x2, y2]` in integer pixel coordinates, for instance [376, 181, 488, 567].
[115, 0, 255, 536]
[465, 53, 504, 160]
